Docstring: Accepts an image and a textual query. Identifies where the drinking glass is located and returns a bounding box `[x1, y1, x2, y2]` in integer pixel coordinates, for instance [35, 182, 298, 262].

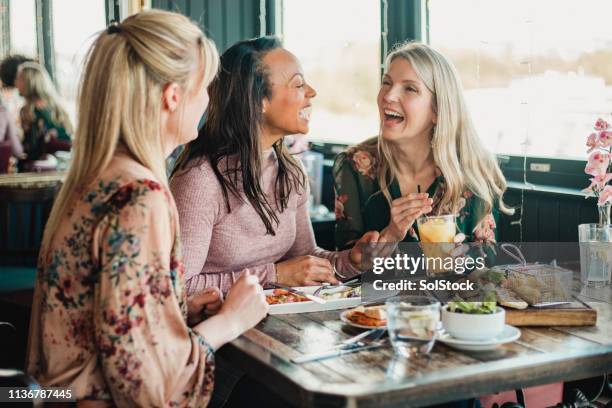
[578, 223, 612, 288]
[385, 296, 441, 358]
[417, 214, 456, 276]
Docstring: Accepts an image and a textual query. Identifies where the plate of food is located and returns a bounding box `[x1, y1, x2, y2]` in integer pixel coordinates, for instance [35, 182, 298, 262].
[340, 305, 387, 329]
[265, 285, 361, 314]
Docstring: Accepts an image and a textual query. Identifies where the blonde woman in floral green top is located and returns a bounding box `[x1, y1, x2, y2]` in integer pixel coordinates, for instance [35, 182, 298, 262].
[27, 11, 268, 407]
[334, 42, 511, 251]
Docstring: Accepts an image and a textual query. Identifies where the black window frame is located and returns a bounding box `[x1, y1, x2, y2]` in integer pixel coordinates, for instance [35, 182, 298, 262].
[421, 0, 591, 193]
[5, 0, 588, 194]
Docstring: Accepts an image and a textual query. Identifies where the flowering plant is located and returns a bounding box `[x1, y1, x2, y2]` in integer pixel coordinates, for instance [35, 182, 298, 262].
[583, 117, 612, 205]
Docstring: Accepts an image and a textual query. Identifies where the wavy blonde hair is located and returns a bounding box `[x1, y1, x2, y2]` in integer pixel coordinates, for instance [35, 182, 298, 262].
[18, 61, 73, 134]
[377, 42, 513, 220]
[41, 9, 219, 251]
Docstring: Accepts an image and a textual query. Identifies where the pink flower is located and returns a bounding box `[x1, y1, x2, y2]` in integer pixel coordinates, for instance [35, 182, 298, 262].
[599, 131, 612, 148]
[595, 118, 610, 131]
[598, 185, 612, 205]
[351, 150, 376, 179]
[585, 151, 611, 176]
[583, 173, 612, 194]
[587, 133, 600, 153]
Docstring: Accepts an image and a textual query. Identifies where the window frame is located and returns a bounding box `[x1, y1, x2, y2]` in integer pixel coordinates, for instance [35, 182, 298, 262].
[3, 0, 588, 193]
[421, 0, 591, 193]
[2, 0, 114, 83]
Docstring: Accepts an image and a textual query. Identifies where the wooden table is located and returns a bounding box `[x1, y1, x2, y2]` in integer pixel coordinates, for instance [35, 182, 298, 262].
[218, 280, 612, 407]
[0, 171, 65, 189]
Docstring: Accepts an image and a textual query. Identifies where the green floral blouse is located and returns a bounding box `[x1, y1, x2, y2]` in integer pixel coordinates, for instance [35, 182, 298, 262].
[333, 139, 499, 250]
[21, 105, 72, 161]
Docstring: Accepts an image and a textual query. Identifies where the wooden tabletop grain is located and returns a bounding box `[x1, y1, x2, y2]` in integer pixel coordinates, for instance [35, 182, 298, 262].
[218, 277, 612, 407]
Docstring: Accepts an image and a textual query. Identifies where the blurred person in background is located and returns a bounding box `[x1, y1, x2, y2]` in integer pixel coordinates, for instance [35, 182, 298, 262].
[0, 55, 29, 172]
[16, 61, 73, 164]
[0, 93, 23, 172]
[0, 54, 32, 121]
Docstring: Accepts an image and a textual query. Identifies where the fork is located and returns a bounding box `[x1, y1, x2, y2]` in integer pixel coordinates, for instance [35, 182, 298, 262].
[312, 277, 360, 297]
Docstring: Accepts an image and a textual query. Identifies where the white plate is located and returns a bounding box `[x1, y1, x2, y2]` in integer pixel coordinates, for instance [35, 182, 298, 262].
[437, 325, 521, 351]
[340, 309, 387, 330]
[266, 286, 361, 315]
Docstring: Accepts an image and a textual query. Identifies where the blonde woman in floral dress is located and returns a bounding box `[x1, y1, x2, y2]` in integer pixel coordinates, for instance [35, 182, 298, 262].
[27, 11, 268, 407]
[334, 42, 512, 250]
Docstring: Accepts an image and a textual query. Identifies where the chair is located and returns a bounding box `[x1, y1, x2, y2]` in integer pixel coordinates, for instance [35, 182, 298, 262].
[0, 185, 59, 293]
[0, 184, 59, 271]
[0, 185, 58, 373]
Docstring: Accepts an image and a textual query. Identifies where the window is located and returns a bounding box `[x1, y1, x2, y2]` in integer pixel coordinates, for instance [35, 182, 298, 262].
[281, 0, 381, 144]
[52, 0, 106, 123]
[428, 0, 612, 160]
[9, 0, 37, 57]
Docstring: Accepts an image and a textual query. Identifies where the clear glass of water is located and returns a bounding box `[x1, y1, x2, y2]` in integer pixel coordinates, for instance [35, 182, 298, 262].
[578, 223, 612, 288]
[385, 296, 441, 358]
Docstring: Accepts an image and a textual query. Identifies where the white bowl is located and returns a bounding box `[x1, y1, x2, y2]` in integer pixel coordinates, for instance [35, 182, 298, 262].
[441, 305, 505, 341]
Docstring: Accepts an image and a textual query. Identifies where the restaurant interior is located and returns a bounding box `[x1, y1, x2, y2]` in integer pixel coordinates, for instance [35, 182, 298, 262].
[0, 0, 611, 407]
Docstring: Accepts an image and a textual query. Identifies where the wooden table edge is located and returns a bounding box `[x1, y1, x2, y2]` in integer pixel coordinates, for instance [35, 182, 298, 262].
[221, 333, 612, 408]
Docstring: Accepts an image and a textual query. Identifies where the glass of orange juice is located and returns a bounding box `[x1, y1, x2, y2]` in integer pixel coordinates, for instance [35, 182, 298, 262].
[417, 215, 456, 275]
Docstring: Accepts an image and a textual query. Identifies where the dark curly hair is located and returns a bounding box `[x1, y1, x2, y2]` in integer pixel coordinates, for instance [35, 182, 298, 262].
[0, 55, 33, 87]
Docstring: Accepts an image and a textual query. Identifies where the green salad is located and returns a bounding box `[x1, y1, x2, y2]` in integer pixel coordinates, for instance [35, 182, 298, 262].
[447, 291, 497, 314]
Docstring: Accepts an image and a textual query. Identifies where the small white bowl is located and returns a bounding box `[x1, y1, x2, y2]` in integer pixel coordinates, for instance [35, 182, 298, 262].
[441, 305, 505, 341]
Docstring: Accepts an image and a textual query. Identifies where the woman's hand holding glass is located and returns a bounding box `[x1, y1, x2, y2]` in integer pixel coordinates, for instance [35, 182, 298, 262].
[380, 193, 433, 242]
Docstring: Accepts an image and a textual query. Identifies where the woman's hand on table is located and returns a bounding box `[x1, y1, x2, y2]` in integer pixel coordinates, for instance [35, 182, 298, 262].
[187, 287, 223, 326]
[275, 256, 340, 286]
[380, 193, 433, 242]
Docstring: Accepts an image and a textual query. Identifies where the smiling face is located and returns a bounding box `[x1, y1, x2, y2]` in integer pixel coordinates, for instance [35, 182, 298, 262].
[377, 58, 437, 144]
[261, 48, 316, 139]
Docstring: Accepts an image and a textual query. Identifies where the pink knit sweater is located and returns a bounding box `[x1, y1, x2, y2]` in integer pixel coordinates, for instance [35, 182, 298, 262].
[170, 150, 359, 295]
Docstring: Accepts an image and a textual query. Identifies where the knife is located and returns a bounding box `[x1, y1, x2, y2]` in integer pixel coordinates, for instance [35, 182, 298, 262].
[269, 283, 327, 304]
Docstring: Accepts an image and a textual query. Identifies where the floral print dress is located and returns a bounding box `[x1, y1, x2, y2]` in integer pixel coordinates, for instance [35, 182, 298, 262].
[27, 154, 215, 407]
[333, 138, 498, 250]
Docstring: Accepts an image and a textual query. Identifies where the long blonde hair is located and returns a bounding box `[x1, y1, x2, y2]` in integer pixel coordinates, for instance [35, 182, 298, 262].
[378, 42, 513, 219]
[18, 61, 73, 134]
[41, 9, 219, 252]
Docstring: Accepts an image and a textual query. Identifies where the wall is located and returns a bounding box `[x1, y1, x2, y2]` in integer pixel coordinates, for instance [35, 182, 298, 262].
[151, 0, 261, 51]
